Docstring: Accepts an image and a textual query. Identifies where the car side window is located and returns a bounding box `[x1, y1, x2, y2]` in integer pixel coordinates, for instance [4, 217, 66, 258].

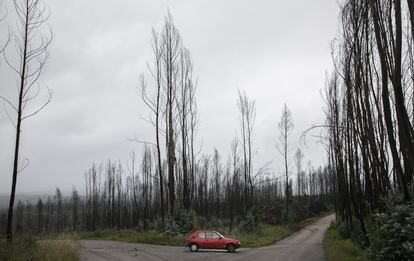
[206, 232, 220, 239]
[198, 232, 206, 239]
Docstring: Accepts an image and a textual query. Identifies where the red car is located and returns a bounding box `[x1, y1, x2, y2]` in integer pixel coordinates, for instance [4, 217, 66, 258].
[186, 230, 241, 253]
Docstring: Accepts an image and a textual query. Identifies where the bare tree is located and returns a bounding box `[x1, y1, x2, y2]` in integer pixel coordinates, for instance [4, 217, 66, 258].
[0, 1, 9, 55]
[323, 1, 414, 246]
[162, 13, 181, 212]
[277, 104, 294, 218]
[140, 28, 166, 226]
[228, 138, 240, 232]
[212, 149, 221, 217]
[237, 90, 256, 213]
[36, 198, 43, 234]
[177, 48, 196, 210]
[2, 0, 52, 242]
[141, 12, 198, 215]
[294, 148, 304, 197]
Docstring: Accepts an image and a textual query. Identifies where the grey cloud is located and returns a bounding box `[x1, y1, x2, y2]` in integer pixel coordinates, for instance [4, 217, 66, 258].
[0, 0, 339, 194]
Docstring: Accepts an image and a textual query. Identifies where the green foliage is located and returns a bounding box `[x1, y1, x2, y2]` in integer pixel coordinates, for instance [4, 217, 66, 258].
[239, 210, 257, 232]
[81, 210, 329, 249]
[335, 221, 367, 247]
[35, 239, 79, 261]
[324, 226, 368, 261]
[164, 206, 195, 236]
[204, 216, 224, 227]
[368, 195, 414, 261]
[81, 222, 294, 248]
[147, 217, 163, 231]
[337, 221, 351, 239]
[192, 215, 208, 228]
[0, 237, 37, 261]
[81, 229, 185, 246]
[254, 198, 328, 227]
[0, 236, 79, 261]
[234, 224, 292, 247]
[254, 201, 283, 224]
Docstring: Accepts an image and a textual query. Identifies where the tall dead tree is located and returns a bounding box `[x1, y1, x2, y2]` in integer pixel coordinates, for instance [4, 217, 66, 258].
[36, 198, 43, 234]
[140, 29, 165, 226]
[277, 104, 294, 218]
[187, 86, 198, 206]
[162, 14, 181, 212]
[294, 148, 304, 197]
[237, 90, 256, 213]
[325, 0, 414, 245]
[141, 12, 198, 215]
[2, 0, 52, 242]
[212, 149, 221, 217]
[71, 188, 79, 231]
[369, 0, 412, 200]
[177, 48, 196, 209]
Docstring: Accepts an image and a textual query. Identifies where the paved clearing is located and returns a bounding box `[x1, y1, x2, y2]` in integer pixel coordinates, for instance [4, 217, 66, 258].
[80, 214, 335, 261]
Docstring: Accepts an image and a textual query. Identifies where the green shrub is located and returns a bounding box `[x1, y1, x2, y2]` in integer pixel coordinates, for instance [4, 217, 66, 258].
[337, 221, 351, 239]
[0, 236, 78, 261]
[239, 210, 257, 232]
[0, 237, 37, 261]
[254, 201, 283, 224]
[207, 216, 224, 227]
[193, 215, 208, 229]
[324, 226, 368, 261]
[164, 207, 195, 236]
[332, 219, 368, 248]
[368, 195, 414, 261]
[35, 239, 78, 261]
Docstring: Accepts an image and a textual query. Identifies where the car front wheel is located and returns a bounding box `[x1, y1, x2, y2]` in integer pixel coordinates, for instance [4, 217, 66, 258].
[226, 243, 236, 253]
[189, 243, 199, 252]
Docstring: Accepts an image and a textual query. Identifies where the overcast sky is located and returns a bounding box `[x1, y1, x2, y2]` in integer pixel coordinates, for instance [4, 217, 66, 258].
[0, 0, 340, 195]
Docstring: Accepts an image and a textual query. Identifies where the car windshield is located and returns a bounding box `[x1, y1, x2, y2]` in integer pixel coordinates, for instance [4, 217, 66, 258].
[206, 232, 220, 239]
[216, 232, 224, 238]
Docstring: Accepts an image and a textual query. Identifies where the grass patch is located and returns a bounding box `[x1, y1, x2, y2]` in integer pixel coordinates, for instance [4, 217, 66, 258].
[0, 237, 38, 261]
[324, 226, 367, 261]
[81, 229, 185, 246]
[229, 224, 293, 247]
[80, 224, 293, 248]
[80, 215, 332, 248]
[0, 235, 79, 261]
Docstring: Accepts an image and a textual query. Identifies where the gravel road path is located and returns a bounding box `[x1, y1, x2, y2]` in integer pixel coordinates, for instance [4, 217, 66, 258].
[80, 214, 335, 261]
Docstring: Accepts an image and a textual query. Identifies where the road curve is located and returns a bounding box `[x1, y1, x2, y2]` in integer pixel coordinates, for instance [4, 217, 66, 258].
[80, 214, 335, 261]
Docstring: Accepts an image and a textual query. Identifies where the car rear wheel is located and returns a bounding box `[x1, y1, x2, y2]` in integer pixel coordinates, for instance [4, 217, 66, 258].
[226, 243, 236, 253]
[189, 243, 199, 252]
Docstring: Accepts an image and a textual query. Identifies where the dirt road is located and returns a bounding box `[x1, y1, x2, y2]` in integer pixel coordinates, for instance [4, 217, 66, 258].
[80, 214, 335, 261]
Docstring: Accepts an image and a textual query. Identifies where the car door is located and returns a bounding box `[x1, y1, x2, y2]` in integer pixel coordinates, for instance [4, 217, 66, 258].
[206, 232, 223, 249]
[197, 232, 207, 248]
[214, 232, 227, 249]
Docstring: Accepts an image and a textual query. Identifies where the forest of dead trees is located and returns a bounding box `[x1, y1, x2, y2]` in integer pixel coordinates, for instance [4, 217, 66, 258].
[0, 5, 335, 238]
[324, 0, 414, 248]
[1, 1, 414, 258]
[0, 157, 333, 235]
[1, 0, 413, 258]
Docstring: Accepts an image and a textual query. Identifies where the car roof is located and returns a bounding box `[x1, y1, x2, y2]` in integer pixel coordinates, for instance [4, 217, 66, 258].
[192, 230, 218, 233]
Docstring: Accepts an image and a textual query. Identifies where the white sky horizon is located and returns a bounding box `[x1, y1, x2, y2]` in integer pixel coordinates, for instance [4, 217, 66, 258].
[0, 0, 340, 195]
